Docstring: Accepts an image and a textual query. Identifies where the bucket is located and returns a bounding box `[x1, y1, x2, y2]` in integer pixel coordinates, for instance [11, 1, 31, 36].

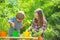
[0, 31, 6, 37]
[12, 30, 19, 37]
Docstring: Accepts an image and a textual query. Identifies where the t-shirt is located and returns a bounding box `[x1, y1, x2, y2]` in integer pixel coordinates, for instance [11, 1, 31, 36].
[8, 17, 22, 36]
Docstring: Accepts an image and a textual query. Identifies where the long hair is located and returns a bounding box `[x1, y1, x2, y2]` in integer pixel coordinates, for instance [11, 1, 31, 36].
[34, 8, 44, 27]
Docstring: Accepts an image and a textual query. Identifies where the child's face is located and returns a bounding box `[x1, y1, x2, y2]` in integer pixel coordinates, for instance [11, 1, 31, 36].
[34, 13, 38, 20]
[16, 18, 22, 22]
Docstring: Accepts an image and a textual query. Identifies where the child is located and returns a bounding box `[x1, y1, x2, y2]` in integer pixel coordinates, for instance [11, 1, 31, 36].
[28, 8, 47, 39]
[8, 11, 25, 40]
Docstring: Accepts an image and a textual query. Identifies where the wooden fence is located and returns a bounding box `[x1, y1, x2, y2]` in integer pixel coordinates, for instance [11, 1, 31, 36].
[0, 37, 38, 40]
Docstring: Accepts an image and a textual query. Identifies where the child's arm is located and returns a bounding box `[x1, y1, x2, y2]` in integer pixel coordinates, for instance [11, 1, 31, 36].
[9, 21, 15, 28]
[8, 17, 14, 28]
[20, 22, 28, 28]
[42, 19, 47, 33]
[28, 26, 32, 31]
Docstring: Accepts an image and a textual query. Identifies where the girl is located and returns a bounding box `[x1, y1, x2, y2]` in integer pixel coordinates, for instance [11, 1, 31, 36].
[28, 8, 47, 39]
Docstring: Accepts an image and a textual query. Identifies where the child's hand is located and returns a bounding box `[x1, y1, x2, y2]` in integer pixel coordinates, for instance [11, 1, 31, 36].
[42, 29, 45, 34]
[9, 21, 15, 28]
[12, 22, 14, 28]
[20, 22, 28, 28]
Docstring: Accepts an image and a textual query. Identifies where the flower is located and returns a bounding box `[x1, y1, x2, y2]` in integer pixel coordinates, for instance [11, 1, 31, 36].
[23, 29, 31, 37]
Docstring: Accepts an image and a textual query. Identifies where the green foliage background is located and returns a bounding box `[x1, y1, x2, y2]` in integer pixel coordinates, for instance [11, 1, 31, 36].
[0, 0, 60, 40]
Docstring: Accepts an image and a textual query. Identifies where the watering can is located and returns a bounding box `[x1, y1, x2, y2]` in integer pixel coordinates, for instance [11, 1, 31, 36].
[12, 29, 19, 37]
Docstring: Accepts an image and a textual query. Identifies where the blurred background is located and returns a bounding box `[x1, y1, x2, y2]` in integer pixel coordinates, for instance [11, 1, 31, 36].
[0, 0, 60, 40]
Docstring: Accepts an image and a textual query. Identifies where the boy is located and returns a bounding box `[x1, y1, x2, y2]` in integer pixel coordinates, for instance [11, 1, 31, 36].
[8, 11, 25, 40]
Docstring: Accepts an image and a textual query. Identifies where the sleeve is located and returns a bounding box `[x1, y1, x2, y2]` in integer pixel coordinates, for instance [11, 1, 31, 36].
[42, 19, 47, 30]
[8, 17, 14, 23]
